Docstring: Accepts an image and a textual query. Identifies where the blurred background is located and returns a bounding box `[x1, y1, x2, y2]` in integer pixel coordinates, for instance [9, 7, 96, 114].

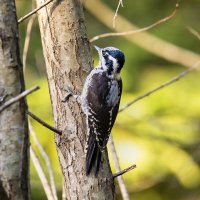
[16, 0, 200, 199]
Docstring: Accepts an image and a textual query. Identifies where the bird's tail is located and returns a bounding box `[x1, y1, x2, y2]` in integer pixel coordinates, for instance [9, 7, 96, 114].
[86, 133, 101, 176]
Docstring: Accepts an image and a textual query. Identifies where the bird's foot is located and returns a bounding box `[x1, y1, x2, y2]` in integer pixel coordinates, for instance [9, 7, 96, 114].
[62, 87, 80, 103]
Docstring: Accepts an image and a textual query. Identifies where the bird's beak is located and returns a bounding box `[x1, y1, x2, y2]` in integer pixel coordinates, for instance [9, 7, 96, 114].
[94, 45, 102, 53]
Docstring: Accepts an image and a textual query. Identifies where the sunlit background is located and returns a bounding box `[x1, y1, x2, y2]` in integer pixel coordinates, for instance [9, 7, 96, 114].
[16, 0, 200, 199]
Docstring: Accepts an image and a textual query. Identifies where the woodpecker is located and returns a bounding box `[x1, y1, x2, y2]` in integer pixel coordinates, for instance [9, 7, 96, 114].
[79, 46, 125, 176]
[66, 46, 125, 176]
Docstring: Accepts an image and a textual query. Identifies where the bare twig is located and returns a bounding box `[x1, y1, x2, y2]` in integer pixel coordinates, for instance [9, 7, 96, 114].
[62, 180, 67, 200]
[28, 111, 62, 135]
[18, 0, 54, 24]
[90, 1, 179, 42]
[119, 60, 200, 112]
[187, 27, 200, 41]
[86, 1, 200, 68]
[29, 121, 58, 200]
[30, 147, 55, 200]
[113, 0, 123, 28]
[0, 86, 40, 113]
[113, 164, 137, 179]
[23, 15, 36, 74]
[110, 135, 130, 200]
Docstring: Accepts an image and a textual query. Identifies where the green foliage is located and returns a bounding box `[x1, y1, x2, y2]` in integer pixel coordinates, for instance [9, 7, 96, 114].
[111, 66, 200, 199]
[16, 0, 200, 199]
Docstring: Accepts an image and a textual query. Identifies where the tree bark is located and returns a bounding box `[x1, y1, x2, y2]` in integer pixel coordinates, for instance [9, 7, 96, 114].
[36, 0, 115, 199]
[0, 0, 29, 200]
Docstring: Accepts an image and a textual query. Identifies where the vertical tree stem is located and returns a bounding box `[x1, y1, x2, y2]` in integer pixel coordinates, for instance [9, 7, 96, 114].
[0, 0, 29, 199]
[110, 135, 130, 200]
[35, 0, 115, 199]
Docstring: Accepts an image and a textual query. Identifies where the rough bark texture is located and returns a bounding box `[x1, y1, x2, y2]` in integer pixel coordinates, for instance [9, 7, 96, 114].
[36, 0, 115, 199]
[0, 0, 29, 200]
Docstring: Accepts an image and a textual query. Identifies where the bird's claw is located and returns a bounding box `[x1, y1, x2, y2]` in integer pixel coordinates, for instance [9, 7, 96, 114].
[62, 87, 74, 102]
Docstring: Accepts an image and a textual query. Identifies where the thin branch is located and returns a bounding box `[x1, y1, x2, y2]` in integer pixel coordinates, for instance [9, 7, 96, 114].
[113, 0, 123, 28]
[119, 60, 200, 113]
[30, 147, 55, 200]
[90, 0, 179, 42]
[0, 86, 40, 113]
[62, 180, 67, 200]
[29, 121, 58, 200]
[113, 164, 137, 179]
[187, 27, 200, 41]
[18, 0, 54, 24]
[110, 135, 130, 200]
[86, 0, 200, 67]
[28, 111, 62, 135]
[23, 15, 36, 74]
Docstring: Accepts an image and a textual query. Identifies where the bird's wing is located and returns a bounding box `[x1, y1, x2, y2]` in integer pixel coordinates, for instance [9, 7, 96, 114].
[86, 72, 122, 147]
[85, 71, 122, 175]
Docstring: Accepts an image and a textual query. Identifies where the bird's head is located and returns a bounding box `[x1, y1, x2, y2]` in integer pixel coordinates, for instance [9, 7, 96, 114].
[95, 46, 125, 76]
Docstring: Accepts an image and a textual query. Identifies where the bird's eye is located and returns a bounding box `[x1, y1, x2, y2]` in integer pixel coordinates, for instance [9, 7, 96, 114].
[102, 50, 107, 57]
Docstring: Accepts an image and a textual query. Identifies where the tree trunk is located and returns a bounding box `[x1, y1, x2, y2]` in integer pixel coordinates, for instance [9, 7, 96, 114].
[0, 0, 29, 200]
[36, 0, 115, 199]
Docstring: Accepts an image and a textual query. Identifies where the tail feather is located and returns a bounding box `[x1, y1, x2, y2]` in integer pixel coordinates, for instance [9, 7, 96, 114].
[94, 148, 101, 177]
[86, 134, 101, 176]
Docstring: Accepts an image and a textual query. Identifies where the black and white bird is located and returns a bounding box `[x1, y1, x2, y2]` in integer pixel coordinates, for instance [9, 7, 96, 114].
[67, 46, 125, 176]
[80, 46, 125, 176]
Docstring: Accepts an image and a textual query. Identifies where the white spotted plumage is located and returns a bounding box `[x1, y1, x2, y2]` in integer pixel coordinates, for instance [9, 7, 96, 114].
[78, 46, 125, 176]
